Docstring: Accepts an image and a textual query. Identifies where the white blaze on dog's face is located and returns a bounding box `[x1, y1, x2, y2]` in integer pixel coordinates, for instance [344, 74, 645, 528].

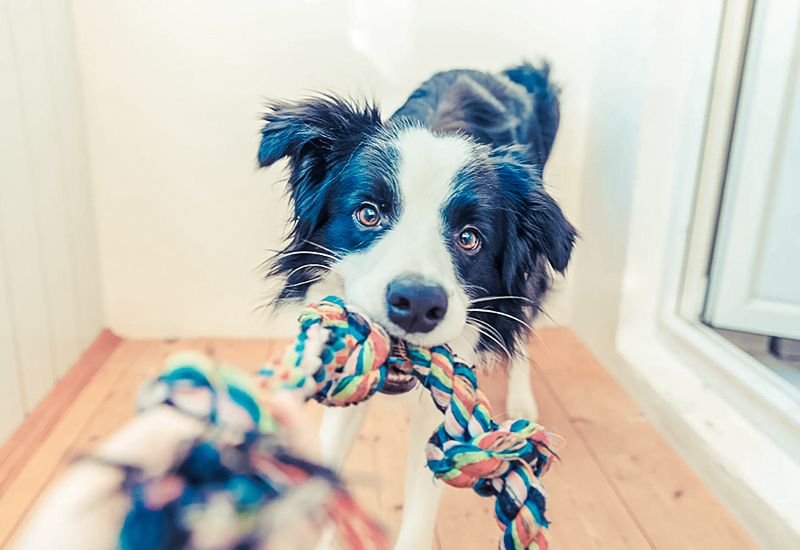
[334, 127, 472, 346]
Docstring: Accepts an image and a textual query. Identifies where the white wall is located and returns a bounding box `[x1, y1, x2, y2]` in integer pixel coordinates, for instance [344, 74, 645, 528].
[70, 0, 600, 338]
[0, 0, 104, 443]
[568, 0, 659, 355]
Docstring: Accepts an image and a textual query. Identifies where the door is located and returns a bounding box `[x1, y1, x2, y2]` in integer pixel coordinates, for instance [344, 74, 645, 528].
[704, 0, 800, 339]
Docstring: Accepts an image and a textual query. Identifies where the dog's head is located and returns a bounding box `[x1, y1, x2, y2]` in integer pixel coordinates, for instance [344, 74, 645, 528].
[259, 96, 575, 356]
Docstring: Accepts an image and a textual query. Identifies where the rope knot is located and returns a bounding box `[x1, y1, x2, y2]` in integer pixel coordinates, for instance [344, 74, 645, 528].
[262, 296, 392, 406]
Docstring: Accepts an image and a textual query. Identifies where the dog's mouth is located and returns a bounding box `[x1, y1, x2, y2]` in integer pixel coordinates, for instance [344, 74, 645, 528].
[379, 363, 418, 395]
[378, 339, 419, 395]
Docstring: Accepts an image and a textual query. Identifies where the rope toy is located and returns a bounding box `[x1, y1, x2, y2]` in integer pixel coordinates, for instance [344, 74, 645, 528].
[115, 353, 387, 550]
[263, 296, 555, 550]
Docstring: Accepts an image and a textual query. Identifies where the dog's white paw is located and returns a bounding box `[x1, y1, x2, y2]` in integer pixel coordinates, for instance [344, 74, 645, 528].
[505, 383, 539, 423]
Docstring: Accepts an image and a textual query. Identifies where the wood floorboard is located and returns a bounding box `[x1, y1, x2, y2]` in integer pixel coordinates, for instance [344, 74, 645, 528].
[0, 329, 758, 549]
[0, 338, 142, 546]
[0, 329, 121, 494]
[435, 358, 653, 550]
[47, 339, 190, 483]
[529, 329, 759, 550]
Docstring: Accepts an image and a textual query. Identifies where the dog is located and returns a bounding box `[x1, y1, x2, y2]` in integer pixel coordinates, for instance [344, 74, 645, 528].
[258, 62, 576, 549]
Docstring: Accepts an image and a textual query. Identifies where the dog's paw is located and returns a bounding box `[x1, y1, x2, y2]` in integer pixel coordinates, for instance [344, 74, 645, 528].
[505, 383, 539, 423]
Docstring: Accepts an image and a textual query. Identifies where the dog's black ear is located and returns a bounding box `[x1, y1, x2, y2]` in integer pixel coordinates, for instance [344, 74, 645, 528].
[259, 96, 382, 230]
[503, 61, 561, 164]
[493, 148, 576, 277]
[258, 95, 382, 173]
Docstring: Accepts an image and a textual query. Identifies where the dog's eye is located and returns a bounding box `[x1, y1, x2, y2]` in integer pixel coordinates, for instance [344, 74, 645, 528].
[355, 203, 381, 227]
[457, 227, 481, 253]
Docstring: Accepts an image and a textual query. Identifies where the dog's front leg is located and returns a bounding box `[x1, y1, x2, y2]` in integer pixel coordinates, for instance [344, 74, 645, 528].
[314, 402, 373, 550]
[394, 390, 444, 550]
[319, 401, 372, 471]
[505, 344, 539, 422]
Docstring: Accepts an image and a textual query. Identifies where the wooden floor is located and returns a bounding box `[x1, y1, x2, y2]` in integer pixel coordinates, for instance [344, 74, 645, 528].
[0, 329, 759, 549]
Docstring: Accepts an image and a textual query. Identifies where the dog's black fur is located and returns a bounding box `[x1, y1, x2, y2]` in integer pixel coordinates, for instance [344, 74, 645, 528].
[391, 63, 560, 164]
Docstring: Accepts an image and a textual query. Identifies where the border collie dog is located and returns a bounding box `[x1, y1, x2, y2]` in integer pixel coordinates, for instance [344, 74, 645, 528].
[258, 62, 575, 549]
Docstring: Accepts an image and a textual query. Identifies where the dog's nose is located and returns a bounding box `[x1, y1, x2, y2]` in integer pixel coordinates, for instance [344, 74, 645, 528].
[386, 275, 448, 334]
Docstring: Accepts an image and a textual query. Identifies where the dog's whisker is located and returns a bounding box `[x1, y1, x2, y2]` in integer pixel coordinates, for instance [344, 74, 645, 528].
[281, 276, 327, 290]
[465, 322, 512, 361]
[537, 308, 558, 325]
[468, 307, 551, 355]
[276, 250, 341, 263]
[467, 316, 505, 344]
[536, 333, 552, 358]
[462, 283, 488, 292]
[469, 295, 535, 305]
[468, 318, 518, 361]
[525, 327, 551, 358]
[461, 283, 489, 298]
[300, 239, 343, 259]
[467, 308, 534, 332]
[253, 255, 279, 274]
[285, 263, 343, 280]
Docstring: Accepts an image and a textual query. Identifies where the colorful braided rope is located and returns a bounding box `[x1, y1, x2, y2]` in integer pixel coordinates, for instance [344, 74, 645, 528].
[264, 296, 554, 550]
[118, 353, 387, 550]
[259, 297, 392, 406]
[393, 345, 552, 550]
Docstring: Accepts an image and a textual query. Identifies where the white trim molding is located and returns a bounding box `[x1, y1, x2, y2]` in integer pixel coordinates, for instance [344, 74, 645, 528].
[569, 0, 800, 547]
